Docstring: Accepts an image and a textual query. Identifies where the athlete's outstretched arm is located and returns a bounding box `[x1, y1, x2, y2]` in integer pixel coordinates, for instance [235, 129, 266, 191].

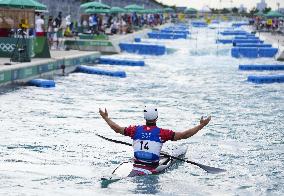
[99, 108, 125, 135]
[173, 116, 211, 141]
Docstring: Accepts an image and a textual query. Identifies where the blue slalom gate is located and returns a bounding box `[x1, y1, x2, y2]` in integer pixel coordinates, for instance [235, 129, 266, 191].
[239, 64, 284, 71]
[248, 75, 284, 83]
[76, 65, 126, 78]
[234, 35, 257, 39]
[216, 39, 233, 44]
[28, 79, 55, 88]
[134, 38, 141, 42]
[119, 43, 166, 55]
[217, 35, 261, 44]
[235, 43, 272, 47]
[191, 21, 208, 27]
[232, 22, 249, 27]
[148, 32, 187, 39]
[231, 47, 278, 58]
[233, 39, 264, 45]
[161, 29, 190, 34]
[98, 58, 145, 66]
[220, 31, 250, 36]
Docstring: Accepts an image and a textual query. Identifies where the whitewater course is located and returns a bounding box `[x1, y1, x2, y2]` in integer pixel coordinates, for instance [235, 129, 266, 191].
[0, 21, 283, 195]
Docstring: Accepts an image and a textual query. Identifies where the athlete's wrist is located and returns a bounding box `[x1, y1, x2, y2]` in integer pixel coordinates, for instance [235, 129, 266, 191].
[198, 123, 205, 129]
[103, 116, 110, 121]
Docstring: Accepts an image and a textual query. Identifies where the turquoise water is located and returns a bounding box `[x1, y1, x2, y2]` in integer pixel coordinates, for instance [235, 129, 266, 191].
[0, 23, 283, 195]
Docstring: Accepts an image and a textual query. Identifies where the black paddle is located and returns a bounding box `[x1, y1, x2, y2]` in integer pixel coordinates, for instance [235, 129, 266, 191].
[96, 134, 226, 174]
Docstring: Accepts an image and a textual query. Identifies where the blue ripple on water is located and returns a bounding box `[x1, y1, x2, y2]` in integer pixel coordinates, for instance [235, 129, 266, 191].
[6, 144, 52, 153]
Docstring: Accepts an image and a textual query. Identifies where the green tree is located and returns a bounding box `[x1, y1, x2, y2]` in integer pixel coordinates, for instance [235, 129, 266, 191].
[263, 7, 271, 14]
[210, 8, 218, 14]
[221, 8, 230, 14]
[249, 7, 258, 17]
[232, 7, 238, 14]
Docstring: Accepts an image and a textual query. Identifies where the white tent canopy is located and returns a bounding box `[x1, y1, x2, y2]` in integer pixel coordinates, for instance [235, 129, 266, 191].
[200, 5, 211, 13]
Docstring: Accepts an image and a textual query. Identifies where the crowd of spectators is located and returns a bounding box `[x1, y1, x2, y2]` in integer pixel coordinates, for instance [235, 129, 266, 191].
[82, 12, 168, 35]
[34, 11, 174, 49]
[252, 17, 284, 34]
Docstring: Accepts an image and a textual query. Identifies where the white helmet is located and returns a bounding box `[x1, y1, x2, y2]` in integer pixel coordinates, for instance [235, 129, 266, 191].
[144, 106, 158, 120]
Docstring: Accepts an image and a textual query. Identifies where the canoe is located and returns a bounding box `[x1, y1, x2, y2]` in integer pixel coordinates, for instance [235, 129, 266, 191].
[96, 134, 226, 180]
[101, 146, 188, 182]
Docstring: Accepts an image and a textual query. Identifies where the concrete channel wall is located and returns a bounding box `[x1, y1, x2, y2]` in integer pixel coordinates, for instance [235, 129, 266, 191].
[0, 51, 100, 86]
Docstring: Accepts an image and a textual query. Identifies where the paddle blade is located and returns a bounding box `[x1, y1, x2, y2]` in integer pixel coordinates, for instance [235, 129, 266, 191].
[161, 153, 226, 174]
[190, 162, 226, 174]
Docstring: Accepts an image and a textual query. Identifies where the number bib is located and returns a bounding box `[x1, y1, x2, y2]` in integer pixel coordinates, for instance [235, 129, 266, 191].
[133, 126, 163, 163]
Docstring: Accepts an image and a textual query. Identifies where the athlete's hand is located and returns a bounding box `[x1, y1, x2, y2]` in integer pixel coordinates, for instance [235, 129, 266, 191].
[200, 116, 211, 127]
[99, 108, 108, 120]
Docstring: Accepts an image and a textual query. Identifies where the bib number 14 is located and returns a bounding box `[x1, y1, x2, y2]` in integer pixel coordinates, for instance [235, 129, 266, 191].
[140, 141, 149, 150]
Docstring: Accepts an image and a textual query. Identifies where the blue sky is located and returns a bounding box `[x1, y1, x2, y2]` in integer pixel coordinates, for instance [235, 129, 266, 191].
[159, 0, 282, 10]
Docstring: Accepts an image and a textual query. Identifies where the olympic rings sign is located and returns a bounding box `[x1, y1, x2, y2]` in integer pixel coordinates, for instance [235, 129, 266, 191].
[0, 43, 16, 52]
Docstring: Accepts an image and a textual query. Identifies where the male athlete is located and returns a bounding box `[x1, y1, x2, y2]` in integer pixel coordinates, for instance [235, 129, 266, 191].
[99, 106, 211, 170]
